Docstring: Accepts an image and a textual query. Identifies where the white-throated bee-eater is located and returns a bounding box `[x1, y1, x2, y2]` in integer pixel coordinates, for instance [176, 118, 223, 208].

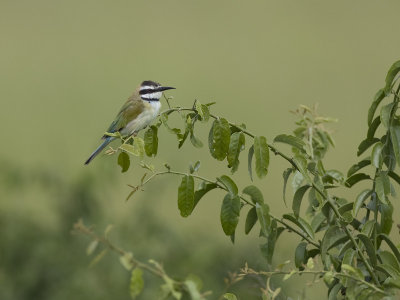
[84, 80, 175, 165]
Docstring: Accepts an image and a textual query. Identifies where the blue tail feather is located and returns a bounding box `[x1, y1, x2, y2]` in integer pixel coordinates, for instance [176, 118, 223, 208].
[84, 137, 115, 165]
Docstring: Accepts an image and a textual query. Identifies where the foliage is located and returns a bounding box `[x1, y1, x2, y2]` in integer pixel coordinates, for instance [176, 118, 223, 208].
[77, 60, 400, 299]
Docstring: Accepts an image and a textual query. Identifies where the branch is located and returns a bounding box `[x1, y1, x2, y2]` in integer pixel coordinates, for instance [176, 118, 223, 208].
[160, 105, 380, 286]
[239, 267, 387, 295]
[135, 169, 319, 247]
[73, 220, 174, 280]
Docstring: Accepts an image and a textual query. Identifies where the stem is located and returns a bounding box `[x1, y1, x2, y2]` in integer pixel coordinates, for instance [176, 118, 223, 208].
[73, 221, 170, 279]
[137, 169, 319, 247]
[241, 269, 386, 295]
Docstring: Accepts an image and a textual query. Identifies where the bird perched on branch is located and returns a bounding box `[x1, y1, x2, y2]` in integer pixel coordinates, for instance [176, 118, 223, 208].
[84, 80, 175, 165]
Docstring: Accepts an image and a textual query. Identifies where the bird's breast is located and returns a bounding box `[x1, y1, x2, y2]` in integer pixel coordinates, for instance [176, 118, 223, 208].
[122, 100, 161, 135]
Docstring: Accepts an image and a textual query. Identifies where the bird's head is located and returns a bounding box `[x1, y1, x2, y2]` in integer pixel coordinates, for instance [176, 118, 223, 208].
[139, 80, 175, 101]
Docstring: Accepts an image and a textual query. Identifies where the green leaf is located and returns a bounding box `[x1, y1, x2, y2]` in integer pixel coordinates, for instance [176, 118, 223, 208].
[384, 60, 400, 95]
[375, 172, 390, 204]
[341, 264, 364, 280]
[184, 278, 203, 300]
[248, 145, 254, 181]
[209, 118, 231, 160]
[321, 226, 347, 266]
[217, 175, 238, 196]
[293, 155, 311, 183]
[120, 252, 134, 271]
[311, 212, 326, 233]
[380, 102, 394, 128]
[328, 283, 341, 300]
[120, 138, 145, 157]
[253, 136, 270, 178]
[227, 132, 245, 173]
[345, 173, 371, 188]
[178, 175, 195, 217]
[220, 194, 240, 236]
[379, 251, 400, 272]
[117, 152, 130, 173]
[130, 268, 144, 299]
[347, 159, 371, 177]
[352, 189, 372, 217]
[89, 248, 108, 268]
[367, 116, 381, 139]
[283, 214, 314, 240]
[190, 132, 203, 148]
[292, 185, 311, 217]
[342, 248, 356, 267]
[379, 233, 400, 262]
[380, 203, 393, 235]
[388, 171, 400, 185]
[144, 125, 158, 157]
[223, 293, 237, 300]
[368, 89, 385, 126]
[273, 134, 306, 152]
[357, 233, 377, 266]
[371, 142, 384, 168]
[260, 220, 283, 264]
[376, 264, 400, 279]
[244, 207, 257, 234]
[282, 168, 293, 206]
[357, 138, 380, 156]
[295, 242, 307, 269]
[86, 240, 99, 256]
[242, 185, 264, 205]
[193, 182, 218, 208]
[195, 101, 210, 122]
[256, 202, 270, 236]
[390, 118, 400, 167]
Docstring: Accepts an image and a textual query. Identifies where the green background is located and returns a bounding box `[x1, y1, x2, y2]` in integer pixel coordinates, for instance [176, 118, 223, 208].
[1, 1, 400, 299]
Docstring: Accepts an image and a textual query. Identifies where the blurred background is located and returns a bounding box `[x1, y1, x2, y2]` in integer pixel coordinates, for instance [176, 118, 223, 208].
[1, 1, 400, 299]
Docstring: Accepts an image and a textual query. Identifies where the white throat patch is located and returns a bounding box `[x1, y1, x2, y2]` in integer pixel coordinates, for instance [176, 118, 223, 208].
[141, 91, 162, 100]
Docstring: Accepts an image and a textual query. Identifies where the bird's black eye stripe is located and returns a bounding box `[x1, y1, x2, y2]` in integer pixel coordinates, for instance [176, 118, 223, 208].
[139, 89, 154, 95]
[139, 87, 164, 95]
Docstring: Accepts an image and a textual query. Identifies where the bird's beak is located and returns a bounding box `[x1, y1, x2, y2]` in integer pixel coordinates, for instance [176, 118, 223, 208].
[158, 86, 176, 92]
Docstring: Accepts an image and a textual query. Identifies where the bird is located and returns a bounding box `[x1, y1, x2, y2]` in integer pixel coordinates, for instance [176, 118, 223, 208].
[84, 80, 175, 165]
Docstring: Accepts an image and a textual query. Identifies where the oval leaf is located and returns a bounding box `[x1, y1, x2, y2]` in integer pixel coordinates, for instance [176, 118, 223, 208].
[371, 142, 383, 168]
[220, 194, 240, 236]
[295, 242, 307, 269]
[209, 118, 231, 160]
[380, 102, 394, 128]
[368, 89, 385, 125]
[247, 145, 254, 181]
[194, 182, 218, 208]
[292, 185, 311, 217]
[130, 268, 144, 299]
[144, 125, 158, 157]
[227, 132, 245, 173]
[352, 189, 372, 217]
[178, 175, 195, 217]
[253, 136, 270, 178]
[384, 60, 400, 95]
[274, 134, 306, 152]
[118, 152, 130, 173]
[242, 185, 264, 205]
[357, 233, 377, 266]
[345, 173, 371, 188]
[256, 202, 270, 236]
[347, 159, 371, 177]
[218, 175, 238, 196]
[244, 207, 257, 234]
[390, 119, 400, 167]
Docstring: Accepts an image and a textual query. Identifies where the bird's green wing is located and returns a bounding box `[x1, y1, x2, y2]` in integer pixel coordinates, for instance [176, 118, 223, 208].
[104, 99, 144, 136]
